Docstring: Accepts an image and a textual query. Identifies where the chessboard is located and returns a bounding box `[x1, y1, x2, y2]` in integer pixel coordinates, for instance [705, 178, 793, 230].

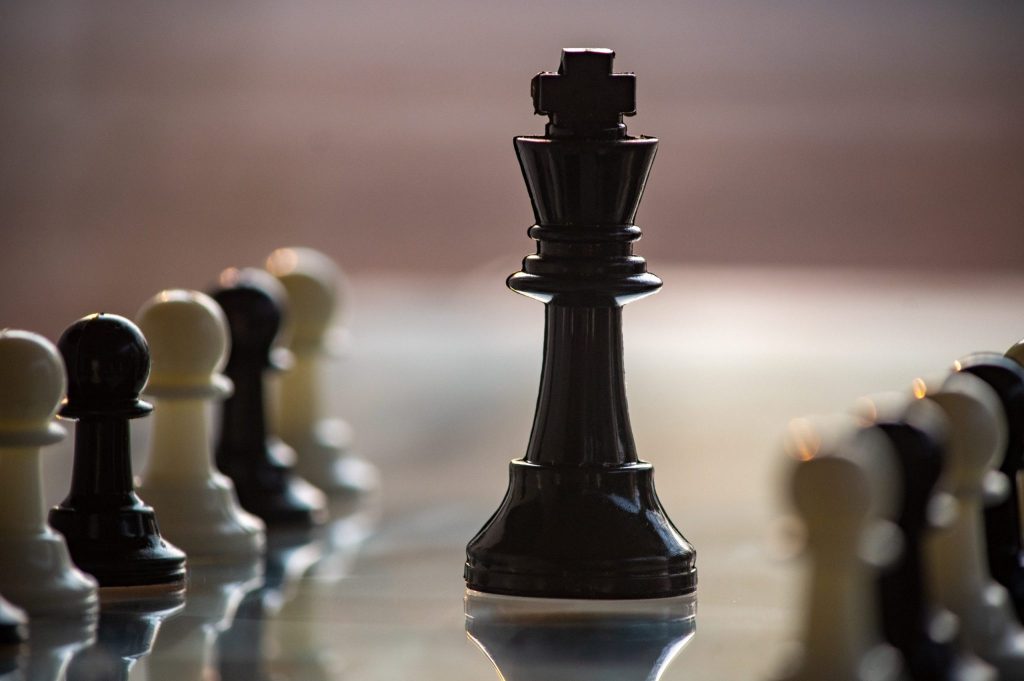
[13, 263, 1021, 681]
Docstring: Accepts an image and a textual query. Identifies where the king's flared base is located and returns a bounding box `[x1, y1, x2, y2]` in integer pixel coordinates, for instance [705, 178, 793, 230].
[465, 460, 696, 599]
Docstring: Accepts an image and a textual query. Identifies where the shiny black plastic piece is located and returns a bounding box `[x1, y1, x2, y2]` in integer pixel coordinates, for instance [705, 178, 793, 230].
[465, 48, 696, 599]
[956, 353, 1024, 621]
[874, 407, 958, 681]
[212, 269, 327, 528]
[49, 314, 186, 588]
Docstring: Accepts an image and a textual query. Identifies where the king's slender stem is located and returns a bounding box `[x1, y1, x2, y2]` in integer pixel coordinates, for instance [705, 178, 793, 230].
[525, 303, 638, 466]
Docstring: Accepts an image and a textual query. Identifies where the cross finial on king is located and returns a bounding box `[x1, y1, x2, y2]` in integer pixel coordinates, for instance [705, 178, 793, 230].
[532, 48, 636, 139]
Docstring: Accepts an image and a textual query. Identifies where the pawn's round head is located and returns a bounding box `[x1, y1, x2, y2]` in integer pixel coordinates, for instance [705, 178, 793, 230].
[0, 330, 67, 445]
[1008, 340, 1024, 368]
[954, 353, 1024, 473]
[58, 313, 153, 420]
[926, 371, 1008, 488]
[210, 267, 291, 370]
[266, 247, 344, 351]
[137, 289, 233, 399]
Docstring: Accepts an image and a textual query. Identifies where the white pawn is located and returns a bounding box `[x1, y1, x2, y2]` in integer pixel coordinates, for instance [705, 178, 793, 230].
[774, 415, 905, 681]
[923, 371, 1024, 675]
[266, 247, 378, 497]
[0, 330, 98, 619]
[136, 290, 266, 560]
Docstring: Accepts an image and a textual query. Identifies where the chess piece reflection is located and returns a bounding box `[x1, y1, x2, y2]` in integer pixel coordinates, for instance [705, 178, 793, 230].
[266, 247, 379, 498]
[0, 331, 98, 619]
[268, 503, 380, 681]
[135, 289, 266, 560]
[465, 590, 695, 681]
[773, 415, 904, 681]
[0, 596, 26, 677]
[65, 593, 183, 681]
[143, 559, 262, 681]
[923, 373, 1024, 677]
[21, 616, 95, 681]
[218, 528, 326, 681]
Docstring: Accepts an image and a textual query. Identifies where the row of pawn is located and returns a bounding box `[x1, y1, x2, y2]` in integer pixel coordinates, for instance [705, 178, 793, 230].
[0, 247, 375, 650]
[776, 342, 1024, 681]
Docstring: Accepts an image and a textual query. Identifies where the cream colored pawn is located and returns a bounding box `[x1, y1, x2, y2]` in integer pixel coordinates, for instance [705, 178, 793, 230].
[0, 330, 98, 619]
[1008, 340, 1024, 370]
[266, 247, 378, 497]
[923, 372, 1024, 676]
[136, 290, 266, 559]
[774, 415, 905, 681]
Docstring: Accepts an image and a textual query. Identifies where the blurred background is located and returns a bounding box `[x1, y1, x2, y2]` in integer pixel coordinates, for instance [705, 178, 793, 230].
[1, 0, 1022, 337]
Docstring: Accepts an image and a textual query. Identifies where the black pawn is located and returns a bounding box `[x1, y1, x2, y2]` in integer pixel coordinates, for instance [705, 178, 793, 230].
[955, 352, 1024, 621]
[464, 49, 696, 598]
[869, 396, 958, 680]
[49, 314, 186, 588]
[211, 268, 327, 527]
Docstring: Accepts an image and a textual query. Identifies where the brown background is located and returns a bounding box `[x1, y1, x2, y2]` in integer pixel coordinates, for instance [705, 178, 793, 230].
[1, 0, 1022, 338]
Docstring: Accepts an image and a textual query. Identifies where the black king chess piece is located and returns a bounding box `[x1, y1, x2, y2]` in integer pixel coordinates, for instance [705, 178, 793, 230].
[49, 314, 187, 588]
[465, 48, 697, 598]
[212, 267, 328, 528]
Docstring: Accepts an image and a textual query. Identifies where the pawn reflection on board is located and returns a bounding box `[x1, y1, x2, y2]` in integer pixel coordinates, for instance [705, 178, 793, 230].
[0, 595, 26, 676]
[65, 593, 184, 681]
[218, 529, 326, 681]
[465, 590, 695, 681]
[20, 616, 96, 681]
[143, 559, 263, 681]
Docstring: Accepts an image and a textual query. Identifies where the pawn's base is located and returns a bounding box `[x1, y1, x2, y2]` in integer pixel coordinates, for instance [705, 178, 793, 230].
[298, 447, 379, 500]
[223, 438, 328, 528]
[136, 473, 266, 561]
[289, 419, 379, 498]
[465, 460, 696, 599]
[48, 506, 187, 588]
[0, 531, 98, 618]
